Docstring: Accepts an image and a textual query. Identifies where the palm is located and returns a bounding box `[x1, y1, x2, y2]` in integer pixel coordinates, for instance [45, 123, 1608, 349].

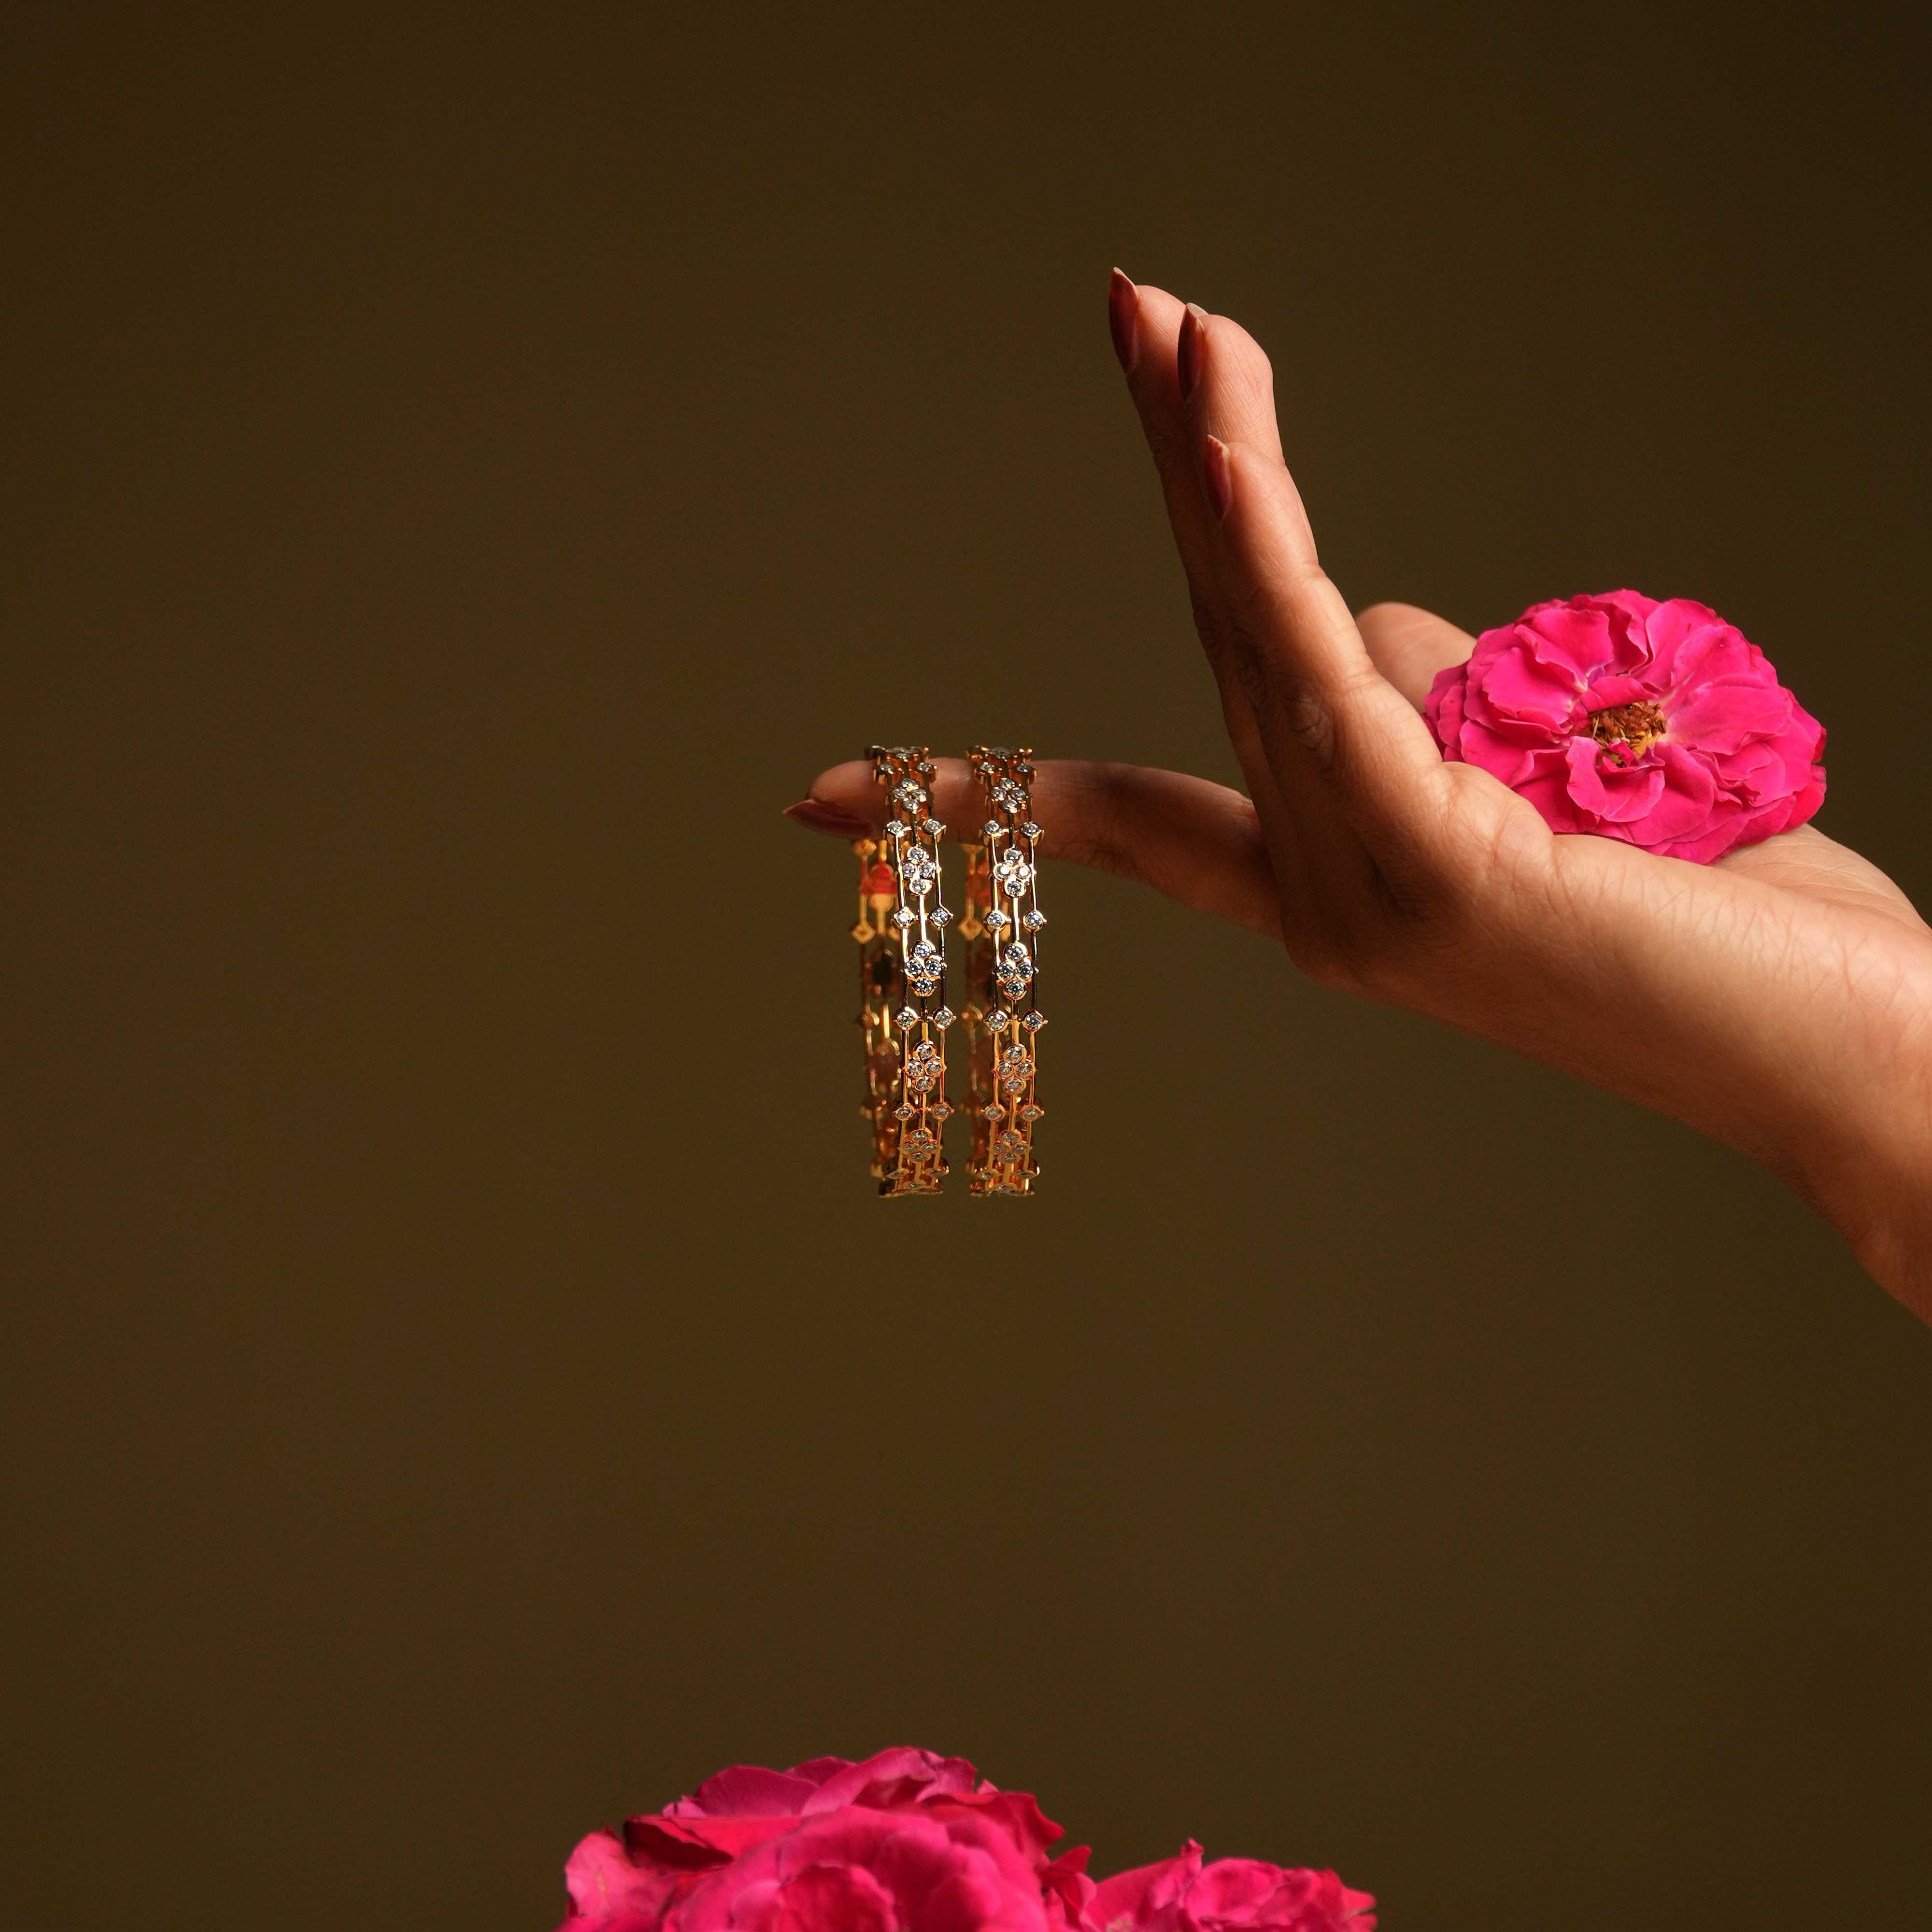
[1373, 599, 1923, 942]
[1357, 603, 1932, 1173]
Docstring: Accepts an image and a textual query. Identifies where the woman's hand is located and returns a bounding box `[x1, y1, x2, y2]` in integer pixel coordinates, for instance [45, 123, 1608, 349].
[788, 277, 1932, 1323]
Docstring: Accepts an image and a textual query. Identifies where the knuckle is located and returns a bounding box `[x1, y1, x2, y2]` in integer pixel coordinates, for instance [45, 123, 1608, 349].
[1280, 885, 1435, 1002]
[1216, 611, 1271, 713]
[1058, 765, 1142, 881]
[1282, 923, 1371, 996]
[1264, 672, 1336, 770]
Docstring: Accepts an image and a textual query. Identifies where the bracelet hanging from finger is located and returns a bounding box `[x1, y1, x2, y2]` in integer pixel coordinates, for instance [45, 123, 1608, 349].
[964, 745, 1047, 1197]
[857, 745, 954, 1196]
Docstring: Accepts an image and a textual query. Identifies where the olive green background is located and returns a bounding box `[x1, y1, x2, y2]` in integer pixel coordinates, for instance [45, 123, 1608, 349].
[6, 6, 1930, 1928]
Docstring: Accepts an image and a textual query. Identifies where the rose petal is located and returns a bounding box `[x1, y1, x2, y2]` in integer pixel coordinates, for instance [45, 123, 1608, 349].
[1511, 747, 1586, 835]
[766, 1864, 899, 1932]
[1087, 1842, 1204, 1927]
[805, 1748, 981, 1815]
[1186, 1858, 1287, 1918]
[1624, 744, 1720, 844]
[1423, 664, 1467, 759]
[924, 1788, 1065, 1863]
[1475, 632, 1588, 730]
[678, 1767, 827, 1818]
[1457, 716, 1552, 786]
[1461, 672, 1570, 749]
[1665, 675, 1792, 755]
[562, 1829, 684, 1932]
[1651, 794, 1755, 865]
[1640, 596, 1730, 687]
[625, 1815, 761, 1867]
[1563, 737, 1665, 824]
[1516, 602, 1622, 682]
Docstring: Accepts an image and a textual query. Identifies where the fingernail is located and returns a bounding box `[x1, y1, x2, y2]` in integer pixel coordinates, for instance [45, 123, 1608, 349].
[1108, 268, 1139, 374]
[1178, 303, 1208, 403]
[1203, 435, 1233, 520]
[784, 798, 873, 838]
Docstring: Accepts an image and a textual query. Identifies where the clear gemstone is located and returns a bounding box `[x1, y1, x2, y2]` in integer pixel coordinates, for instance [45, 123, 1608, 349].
[921, 818, 943, 836]
[899, 846, 938, 897]
[985, 909, 1010, 932]
[983, 1102, 1007, 1122]
[994, 1129, 1027, 1162]
[1020, 1103, 1044, 1122]
[892, 780, 926, 809]
[901, 1127, 938, 1159]
[903, 939, 944, 997]
[893, 1102, 916, 1120]
[1022, 909, 1047, 930]
[982, 820, 1003, 838]
[931, 905, 952, 926]
[904, 1040, 944, 1093]
[992, 778, 1027, 812]
[932, 1100, 953, 1120]
[993, 850, 1035, 899]
[1021, 821, 1042, 841]
[895, 1005, 920, 1029]
[931, 1006, 955, 1030]
[997, 1046, 1034, 1095]
[891, 905, 916, 928]
[995, 941, 1035, 1000]
[983, 1008, 1009, 1031]
[1022, 1010, 1047, 1032]
[883, 818, 908, 838]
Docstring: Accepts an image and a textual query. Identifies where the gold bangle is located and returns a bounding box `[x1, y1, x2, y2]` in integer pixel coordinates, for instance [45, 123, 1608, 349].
[855, 745, 954, 1196]
[962, 745, 1046, 1196]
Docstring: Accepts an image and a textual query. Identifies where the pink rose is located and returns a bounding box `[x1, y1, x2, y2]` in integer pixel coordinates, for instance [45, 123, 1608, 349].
[1424, 590, 1826, 863]
[1085, 1842, 1375, 1932]
[558, 1748, 1093, 1932]
[557, 1751, 1372, 1932]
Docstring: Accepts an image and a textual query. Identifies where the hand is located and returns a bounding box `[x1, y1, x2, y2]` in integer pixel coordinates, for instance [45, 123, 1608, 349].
[789, 277, 1932, 1324]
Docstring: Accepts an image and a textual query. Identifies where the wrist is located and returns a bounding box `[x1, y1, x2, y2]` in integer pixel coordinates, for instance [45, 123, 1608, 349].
[1776, 1061, 1932, 1322]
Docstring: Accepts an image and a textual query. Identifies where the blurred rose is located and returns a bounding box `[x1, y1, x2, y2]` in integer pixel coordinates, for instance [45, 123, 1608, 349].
[1085, 1841, 1375, 1932]
[558, 1751, 1368, 1932]
[559, 1749, 1089, 1932]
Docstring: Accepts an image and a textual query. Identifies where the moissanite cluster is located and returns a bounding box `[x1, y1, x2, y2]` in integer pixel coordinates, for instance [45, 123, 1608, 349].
[845, 743, 1052, 1197]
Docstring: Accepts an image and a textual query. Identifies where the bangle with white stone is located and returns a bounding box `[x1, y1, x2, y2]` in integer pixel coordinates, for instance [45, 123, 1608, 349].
[964, 745, 1047, 1197]
[864, 744, 954, 1196]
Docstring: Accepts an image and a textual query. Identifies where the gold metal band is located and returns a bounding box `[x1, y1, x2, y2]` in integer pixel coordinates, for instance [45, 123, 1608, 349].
[962, 746, 1046, 1196]
[855, 745, 953, 1196]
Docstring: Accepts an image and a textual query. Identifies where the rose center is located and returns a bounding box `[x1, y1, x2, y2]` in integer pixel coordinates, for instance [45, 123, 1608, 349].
[1588, 699, 1668, 762]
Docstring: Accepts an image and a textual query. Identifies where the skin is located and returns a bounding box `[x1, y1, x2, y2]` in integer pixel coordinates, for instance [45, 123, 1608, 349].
[787, 275, 1932, 1325]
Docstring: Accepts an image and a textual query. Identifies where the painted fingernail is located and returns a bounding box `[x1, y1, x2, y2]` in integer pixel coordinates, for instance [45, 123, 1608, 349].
[1203, 435, 1233, 520]
[784, 798, 873, 838]
[1108, 268, 1139, 374]
[1178, 303, 1208, 403]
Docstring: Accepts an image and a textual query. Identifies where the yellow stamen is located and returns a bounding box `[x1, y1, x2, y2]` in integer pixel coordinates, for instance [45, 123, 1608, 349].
[1589, 699, 1667, 762]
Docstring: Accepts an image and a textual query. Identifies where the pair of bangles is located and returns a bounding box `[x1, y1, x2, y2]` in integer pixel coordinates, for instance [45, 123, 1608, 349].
[849, 745, 1049, 1197]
